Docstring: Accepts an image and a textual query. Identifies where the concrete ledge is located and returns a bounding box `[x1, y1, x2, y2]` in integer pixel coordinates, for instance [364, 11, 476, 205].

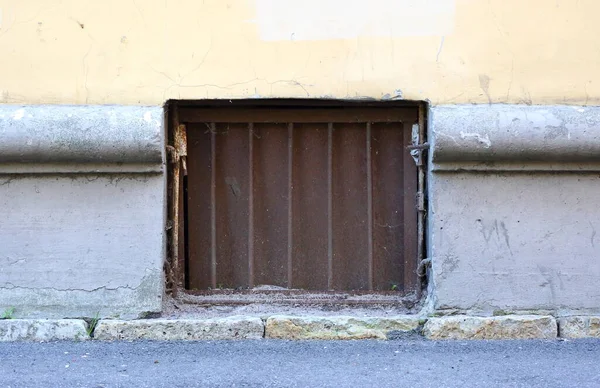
[0, 105, 163, 173]
[423, 315, 557, 340]
[0, 319, 89, 341]
[558, 316, 600, 338]
[431, 105, 600, 171]
[265, 315, 422, 340]
[93, 317, 265, 340]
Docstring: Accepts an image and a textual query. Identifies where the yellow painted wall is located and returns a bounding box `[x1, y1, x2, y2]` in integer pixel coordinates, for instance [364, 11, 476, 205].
[0, 0, 597, 105]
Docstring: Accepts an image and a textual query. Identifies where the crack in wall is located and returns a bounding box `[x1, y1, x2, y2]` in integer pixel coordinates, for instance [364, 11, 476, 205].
[0, 281, 146, 293]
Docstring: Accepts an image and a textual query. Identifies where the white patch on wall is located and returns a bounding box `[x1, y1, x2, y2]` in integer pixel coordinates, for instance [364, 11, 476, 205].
[13, 109, 25, 121]
[254, 0, 455, 41]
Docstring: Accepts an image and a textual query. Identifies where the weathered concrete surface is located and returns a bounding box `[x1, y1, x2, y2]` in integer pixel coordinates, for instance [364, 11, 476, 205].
[431, 105, 600, 171]
[428, 172, 600, 314]
[0, 105, 163, 173]
[423, 315, 557, 340]
[0, 319, 88, 341]
[428, 105, 600, 314]
[94, 317, 264, 340]
[0, 105, 166, 319]
[558, 316, 600, 338]
[265, 315, 421, 340]
[0, 175, 165, 319]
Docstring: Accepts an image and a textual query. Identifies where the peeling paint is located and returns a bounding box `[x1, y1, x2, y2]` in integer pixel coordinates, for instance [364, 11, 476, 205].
[432, 105, 600, 169]
[459, 131, 491, 148]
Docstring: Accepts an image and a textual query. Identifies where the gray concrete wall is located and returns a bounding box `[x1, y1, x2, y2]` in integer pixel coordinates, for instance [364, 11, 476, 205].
[429, 105, 600, 315]
[0, 106, 165, 319]
[3, 102, 599, 319]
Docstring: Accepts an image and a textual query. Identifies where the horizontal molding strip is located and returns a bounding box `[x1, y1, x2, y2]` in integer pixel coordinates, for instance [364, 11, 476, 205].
[431, 104, 600, 172]
[0, 105, 164, 174]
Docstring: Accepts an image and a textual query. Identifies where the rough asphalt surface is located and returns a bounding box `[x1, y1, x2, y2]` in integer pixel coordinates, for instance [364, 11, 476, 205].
[1, 339, 599, 388]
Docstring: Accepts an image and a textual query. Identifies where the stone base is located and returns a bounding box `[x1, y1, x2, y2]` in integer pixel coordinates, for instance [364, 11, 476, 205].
[558, 316, 600, 338]
[265, 315, 422, 340]
[93, 317, 265, 340]
[0, 319, 89, 342]
[0, 315, 569, 341]
[423, 315, 557, 340]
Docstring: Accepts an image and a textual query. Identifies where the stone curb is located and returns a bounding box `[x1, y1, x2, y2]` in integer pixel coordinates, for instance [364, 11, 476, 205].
[93, 317, 264, 340]
[265, 315, 422, 340]
[558, 316, 600, 338]
[0, 315, 569, 341]
[0, 319, 89, 342]
[423, 315, 557, 340]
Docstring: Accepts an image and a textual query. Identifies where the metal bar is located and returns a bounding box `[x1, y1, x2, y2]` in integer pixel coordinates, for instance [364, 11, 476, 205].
[179, 107, 419, 124]
[287, 123, 294, 288]
[175, 124, 188, 291]
[327, 123, 333, 290]
[248, 123, 254, 288]
[186, 288, 414, 297]
[406, 143, 430, 151]
[210, 123, 217, 289]
[172, 164, 181, 292]
[181, 298, 411, 306]
[168, 109, 189, 296]
[366, 122, 374, 291]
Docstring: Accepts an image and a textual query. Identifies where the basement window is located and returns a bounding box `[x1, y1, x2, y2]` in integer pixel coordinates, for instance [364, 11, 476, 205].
[167, 100, 426, 303]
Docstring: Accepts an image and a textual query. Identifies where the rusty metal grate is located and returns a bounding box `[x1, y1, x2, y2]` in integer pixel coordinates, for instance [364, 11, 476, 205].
[179, 105, 420, 294]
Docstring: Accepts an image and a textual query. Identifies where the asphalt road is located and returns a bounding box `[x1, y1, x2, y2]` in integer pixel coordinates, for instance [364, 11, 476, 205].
[1, 339, 599, 388]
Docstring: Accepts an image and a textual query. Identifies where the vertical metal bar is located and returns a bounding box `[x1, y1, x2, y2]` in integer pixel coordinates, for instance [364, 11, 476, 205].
[173, 162, 181, 291]
[248, 123, 254, 288]
[210, 122, 217, 289]
[366, 122, 374, 291]
[287, 123, 294, 288]
[327, 123, 333, 290]
[174, 124, 188, 292]
[171, 167, 181, 296]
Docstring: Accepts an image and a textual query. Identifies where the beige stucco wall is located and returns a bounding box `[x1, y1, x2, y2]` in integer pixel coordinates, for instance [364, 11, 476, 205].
[0, 0, 597, 105]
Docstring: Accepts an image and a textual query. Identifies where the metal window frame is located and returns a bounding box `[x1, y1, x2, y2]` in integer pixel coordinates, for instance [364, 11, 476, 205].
[165, 99, 428, 305]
